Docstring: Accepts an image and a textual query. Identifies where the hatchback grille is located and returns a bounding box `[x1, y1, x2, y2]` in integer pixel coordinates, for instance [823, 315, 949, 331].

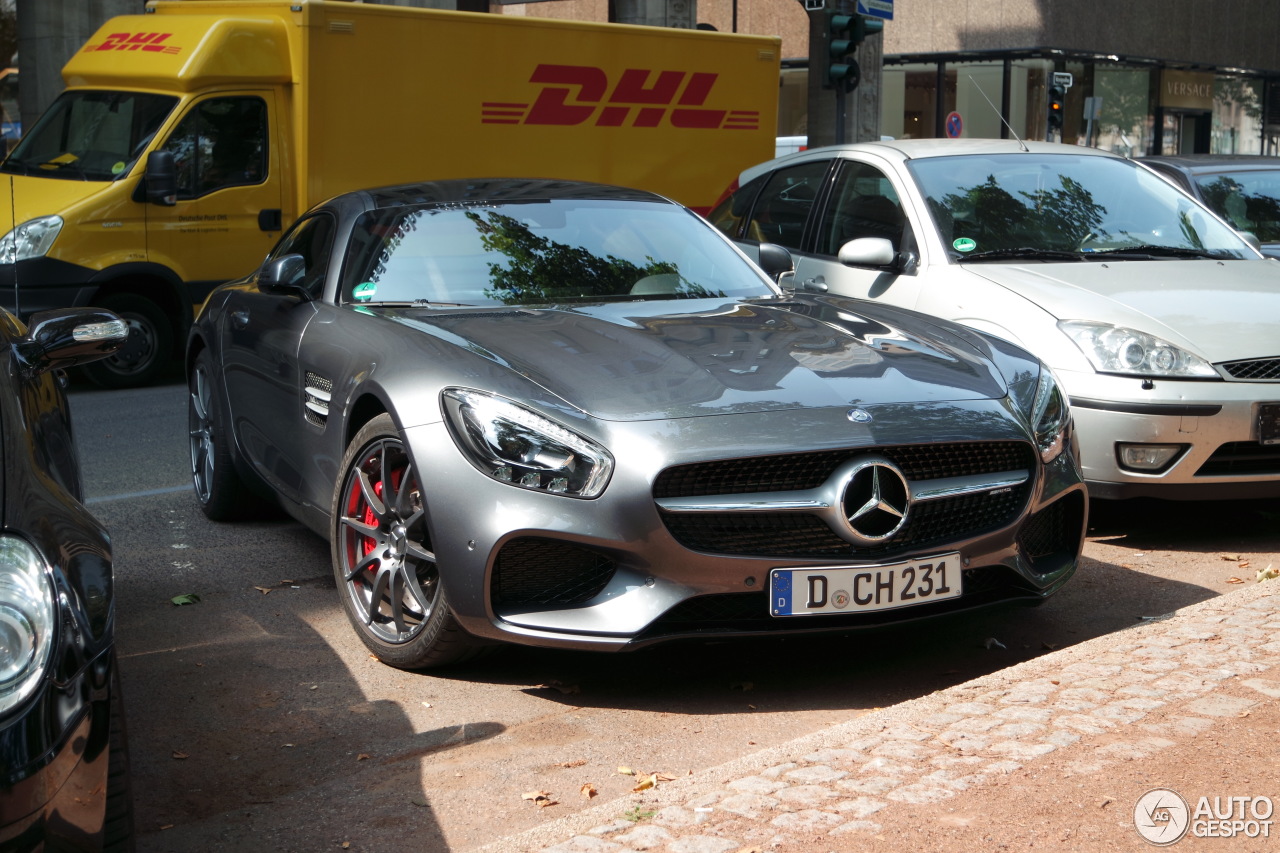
[491, 538, 616, 609]
[1218, 357, 1280, 381]
[1195, 442, 1280, 476]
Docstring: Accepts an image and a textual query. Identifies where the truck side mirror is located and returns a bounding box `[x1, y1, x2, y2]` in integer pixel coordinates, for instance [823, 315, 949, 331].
[144, 150, 178, 206]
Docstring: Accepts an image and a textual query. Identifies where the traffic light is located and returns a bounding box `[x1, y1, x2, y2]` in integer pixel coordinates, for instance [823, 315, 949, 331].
[826, 12, 882, 93]
[1047, 85, 1065, 131]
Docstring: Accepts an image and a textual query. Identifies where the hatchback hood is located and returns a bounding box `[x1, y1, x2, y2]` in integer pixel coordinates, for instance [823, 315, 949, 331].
[964, 259, 1280, 361]
[385, 297, 1008, 421]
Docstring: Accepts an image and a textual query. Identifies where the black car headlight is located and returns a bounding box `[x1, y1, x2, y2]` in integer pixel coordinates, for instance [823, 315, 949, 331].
[0, 536, 55, 715]
[442, 388, 614, 498]
[1030, 368, 1070, 464]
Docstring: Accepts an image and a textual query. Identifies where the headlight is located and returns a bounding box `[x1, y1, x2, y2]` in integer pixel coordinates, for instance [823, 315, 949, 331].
[1031, 368, 1070, 463]
[0, 536, 56, 715]
[0, 215, 64, 265]
[1059, 320, 1218, 378]
[442, 388, 614, 498]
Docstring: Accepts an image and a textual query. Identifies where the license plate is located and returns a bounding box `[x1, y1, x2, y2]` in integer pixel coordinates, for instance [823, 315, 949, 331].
[1260, 403, 1280, 446]
[770, 553, 962, 616]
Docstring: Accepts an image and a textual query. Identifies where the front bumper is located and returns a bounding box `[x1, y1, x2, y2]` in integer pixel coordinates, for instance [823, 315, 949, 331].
[407, 401, 1087, 651]
[1065, 369, 1280, 500]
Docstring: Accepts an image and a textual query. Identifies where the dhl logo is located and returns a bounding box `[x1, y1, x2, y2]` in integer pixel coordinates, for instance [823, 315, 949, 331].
[482, 65, 759, 130]
[83, 33, 181, 55]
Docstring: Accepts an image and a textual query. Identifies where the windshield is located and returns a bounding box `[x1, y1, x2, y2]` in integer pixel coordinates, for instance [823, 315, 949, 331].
[341, 198, 774, 306]
[1, 90, 177, 181]
[1191, 169, 1280, 243]
[907, 153, 1255, 261]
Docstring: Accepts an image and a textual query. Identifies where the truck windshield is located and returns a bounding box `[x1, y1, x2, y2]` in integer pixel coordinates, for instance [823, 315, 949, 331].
[1, 90, 177, 181]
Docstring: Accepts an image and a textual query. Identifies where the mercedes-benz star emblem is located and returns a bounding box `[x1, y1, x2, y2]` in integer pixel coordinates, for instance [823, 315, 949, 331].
[841, 456, 910, 544]
[846, 407, 873, 423]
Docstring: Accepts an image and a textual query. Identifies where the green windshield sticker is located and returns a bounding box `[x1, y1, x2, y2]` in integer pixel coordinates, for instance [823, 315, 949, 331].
[353, 282, 377, 302]
[111, 161, 127, 175]
[953, 237, 977, 253]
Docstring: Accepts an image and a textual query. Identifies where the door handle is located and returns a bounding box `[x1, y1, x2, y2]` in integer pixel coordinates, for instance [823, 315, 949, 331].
[800, 278, 828, 293]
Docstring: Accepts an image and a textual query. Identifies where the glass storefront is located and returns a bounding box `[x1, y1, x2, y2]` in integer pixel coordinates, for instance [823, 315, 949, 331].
[878, 52, 1278, 156]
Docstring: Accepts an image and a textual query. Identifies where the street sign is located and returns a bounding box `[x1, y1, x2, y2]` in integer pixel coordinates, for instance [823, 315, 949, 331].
[856, 0, 893, 21]
[945, 111, 963, 138]
[1053, 72, 1075, 89]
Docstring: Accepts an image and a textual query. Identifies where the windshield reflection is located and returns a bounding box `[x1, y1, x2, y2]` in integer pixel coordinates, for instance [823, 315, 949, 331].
[907, 154, 1253, 261]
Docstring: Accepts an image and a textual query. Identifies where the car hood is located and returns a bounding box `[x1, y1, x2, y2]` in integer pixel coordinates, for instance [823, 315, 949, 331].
[963, 259, 1280, 361]
[0, 173, 113, 234]
[379, 297, 1009, 421]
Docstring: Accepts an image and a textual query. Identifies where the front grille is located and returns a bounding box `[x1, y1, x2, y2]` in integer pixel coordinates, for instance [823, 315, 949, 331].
[1195, 442, 1280, 476]
[1017, 491, 1085, 575]
[653, 441, 1035, 499]
[635, 566, 1040, 639]
[654, 441, 1035, 559]
[491, 538, 616, 609]
[662, 485, 1029, 559]
[1218, 357, 1280, 381]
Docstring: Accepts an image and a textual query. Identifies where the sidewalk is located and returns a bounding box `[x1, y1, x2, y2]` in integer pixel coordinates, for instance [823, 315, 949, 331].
[482, 583, 1280, 853]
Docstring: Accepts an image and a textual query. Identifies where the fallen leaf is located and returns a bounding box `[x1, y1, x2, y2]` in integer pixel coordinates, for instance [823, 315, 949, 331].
[580, 783, 597, 799]
[411, 798, 429, 807]
[1227, 577, 1245, 584]
[617, 766, 635, 776]
[534, 682, 581, 695]
[1051, 680, 1061, 685]
[170, 593, 200, 606]
[632, 774, 656, 792]
[254, 586, 273, 595]
[341, 844, 351, 850]
[984, 637, 1007, 650]
[522, 790, 557, 808]
[1239, 710, 1251, 718]
[1239, 561, 1251, 569]
[159, 824, 174, 831]
[557, 759, 587, 768]
[1221, 553, 1241, 561]
[171, 750, 189, 760]
[356, 753, 370, 761]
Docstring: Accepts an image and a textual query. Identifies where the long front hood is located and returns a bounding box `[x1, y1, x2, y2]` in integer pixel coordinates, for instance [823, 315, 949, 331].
[965, 259, 1280, 362]
[381, 297, 1008, 421]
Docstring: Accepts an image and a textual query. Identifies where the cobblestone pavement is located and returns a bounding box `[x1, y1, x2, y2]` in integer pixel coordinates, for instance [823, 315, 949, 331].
[482, 583, 1280, 853]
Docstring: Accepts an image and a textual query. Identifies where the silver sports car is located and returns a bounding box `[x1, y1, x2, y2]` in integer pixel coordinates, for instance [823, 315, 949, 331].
[187, 179, 1086, 669]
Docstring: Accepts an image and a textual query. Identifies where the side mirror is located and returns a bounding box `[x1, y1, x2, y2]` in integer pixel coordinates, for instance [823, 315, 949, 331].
[756, 242, 795, 281]
[19, 308, 129, 375]
[258, 254, 310, 298]
[1240, 231, 1263, 252]
[145, 150, 177, 206]
[837, 237, 898, 268]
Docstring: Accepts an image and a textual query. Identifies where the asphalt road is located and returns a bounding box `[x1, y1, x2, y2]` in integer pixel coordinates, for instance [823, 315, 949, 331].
[66, 377, 1280, 853]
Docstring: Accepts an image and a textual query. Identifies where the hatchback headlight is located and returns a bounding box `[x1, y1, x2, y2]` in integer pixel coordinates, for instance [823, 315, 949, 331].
[1030, 368, 1070, 463]
[0, 215, 64, 265]
[1059, 320, 1218, 378]
[0, 536, 55, 715]
[442, 388, 614, 498]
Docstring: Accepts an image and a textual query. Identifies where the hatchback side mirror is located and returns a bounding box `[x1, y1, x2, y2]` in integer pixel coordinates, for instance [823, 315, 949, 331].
[837, 237, 898, 268]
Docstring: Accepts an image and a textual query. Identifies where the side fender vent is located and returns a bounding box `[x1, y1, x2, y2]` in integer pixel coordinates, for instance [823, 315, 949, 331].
[304, 372, 333, 428]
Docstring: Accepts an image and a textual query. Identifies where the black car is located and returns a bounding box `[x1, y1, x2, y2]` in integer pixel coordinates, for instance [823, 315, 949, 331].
[1142, 154, 1280, 258]
[0, 307, 132, 850]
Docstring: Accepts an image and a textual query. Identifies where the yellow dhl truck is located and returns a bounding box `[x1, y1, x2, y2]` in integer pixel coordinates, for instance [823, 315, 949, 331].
[0, 0, 780, 386]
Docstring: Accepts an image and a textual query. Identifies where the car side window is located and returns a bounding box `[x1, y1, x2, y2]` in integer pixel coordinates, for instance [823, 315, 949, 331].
[819, 161, 910, 256]
[744, 160, 830, 251]
[706, 173, 767, 239]
[162, 97, 267, 200]
[268, 214, 335, 296]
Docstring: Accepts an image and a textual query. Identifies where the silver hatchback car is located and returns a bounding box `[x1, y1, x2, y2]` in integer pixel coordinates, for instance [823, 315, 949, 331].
[712, 140, 1280, 500]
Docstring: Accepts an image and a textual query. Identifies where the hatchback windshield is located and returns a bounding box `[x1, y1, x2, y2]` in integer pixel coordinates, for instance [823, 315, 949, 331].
[907, 153, 1254, 261]
[342, 198, 773, 306]
[1, 90, 177, 181]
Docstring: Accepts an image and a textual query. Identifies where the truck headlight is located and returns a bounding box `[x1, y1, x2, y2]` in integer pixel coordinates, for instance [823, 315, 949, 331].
[0, 536, 55, 715]
[1031, 368, 1070, 463]
[0, 215, 64, 265]
[1059, 320, 1218, 379]
[442, 388, 613, 498]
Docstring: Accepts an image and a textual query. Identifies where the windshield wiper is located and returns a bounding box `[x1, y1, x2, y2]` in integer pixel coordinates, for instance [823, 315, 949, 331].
[960, 247, 1086, 262]
[1085, 245, 1227, 260]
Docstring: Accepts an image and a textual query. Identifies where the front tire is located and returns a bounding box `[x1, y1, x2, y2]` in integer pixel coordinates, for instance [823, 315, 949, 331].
[81, 294, 174, 388]
[331, 414, 481, 669]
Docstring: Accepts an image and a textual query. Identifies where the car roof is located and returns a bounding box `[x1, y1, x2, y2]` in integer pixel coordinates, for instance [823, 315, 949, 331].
[740, 139, 1123, 182]
[354, 178, 670, 211]
[1140, 154, 1280, 175]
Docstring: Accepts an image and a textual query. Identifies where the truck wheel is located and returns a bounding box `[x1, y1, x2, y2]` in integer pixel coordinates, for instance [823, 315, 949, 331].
[81, 295, 174, 388]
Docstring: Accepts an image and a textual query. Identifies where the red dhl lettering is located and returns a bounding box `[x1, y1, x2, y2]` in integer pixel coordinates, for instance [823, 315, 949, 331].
[481, 64, 758, 130]
[82, 32, 181, 55]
